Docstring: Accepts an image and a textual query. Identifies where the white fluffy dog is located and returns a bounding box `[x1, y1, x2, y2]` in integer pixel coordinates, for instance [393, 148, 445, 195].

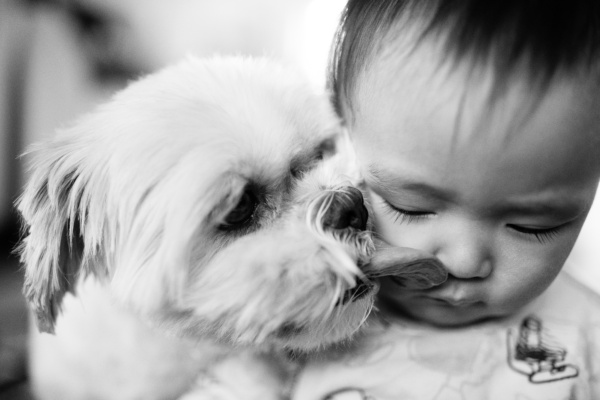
[17, 56, 446, 400]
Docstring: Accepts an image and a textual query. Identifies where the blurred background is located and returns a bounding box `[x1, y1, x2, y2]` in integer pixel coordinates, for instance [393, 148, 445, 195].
[0, 0, 598, 397]
[0, 0, 346, 243]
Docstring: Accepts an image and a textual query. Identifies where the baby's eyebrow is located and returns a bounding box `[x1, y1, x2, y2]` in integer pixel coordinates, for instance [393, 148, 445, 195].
[365, 166, 455, 202]
[495, 199, 585, 220]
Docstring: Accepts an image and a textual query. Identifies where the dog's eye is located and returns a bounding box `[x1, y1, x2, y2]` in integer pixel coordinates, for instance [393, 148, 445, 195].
[222, 190, 258, 228]
[317, 137, 336, 158]
[290, 165, 309, 179]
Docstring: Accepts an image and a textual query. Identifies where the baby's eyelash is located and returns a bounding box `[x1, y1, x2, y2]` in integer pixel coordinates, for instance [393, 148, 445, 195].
[508, 224, 563, 244]
[381, 200, 432, 224]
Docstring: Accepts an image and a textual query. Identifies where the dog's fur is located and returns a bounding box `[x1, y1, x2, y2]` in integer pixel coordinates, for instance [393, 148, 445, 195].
[18, 56, 446, 399]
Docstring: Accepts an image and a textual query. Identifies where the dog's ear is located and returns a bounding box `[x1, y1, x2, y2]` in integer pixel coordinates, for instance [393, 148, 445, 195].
[17, 141, 108, 333]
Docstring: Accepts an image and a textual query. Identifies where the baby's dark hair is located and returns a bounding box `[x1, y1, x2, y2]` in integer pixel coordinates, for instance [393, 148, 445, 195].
[329, 0, 600, 116]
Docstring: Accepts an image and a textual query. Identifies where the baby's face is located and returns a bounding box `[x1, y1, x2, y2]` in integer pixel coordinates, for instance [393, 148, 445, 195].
[350, 42, 600, 326]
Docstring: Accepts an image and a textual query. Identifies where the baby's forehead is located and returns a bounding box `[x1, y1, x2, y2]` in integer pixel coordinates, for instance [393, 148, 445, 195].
[340, 8, 600, 124]
[362, 28, 592, 102]
[350, 39, 600, 177]
[356, 33, 600, 126]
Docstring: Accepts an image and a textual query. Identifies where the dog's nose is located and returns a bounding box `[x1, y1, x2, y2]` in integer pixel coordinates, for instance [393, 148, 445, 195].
[322, 187, 368, 231]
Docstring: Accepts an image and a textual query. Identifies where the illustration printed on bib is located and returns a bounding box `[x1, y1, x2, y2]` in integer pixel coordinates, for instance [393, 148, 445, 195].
[507, 315, 579, 383]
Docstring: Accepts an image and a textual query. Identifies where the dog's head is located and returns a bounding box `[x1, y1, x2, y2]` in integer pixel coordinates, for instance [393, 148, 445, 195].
[18, 56, 445, 351]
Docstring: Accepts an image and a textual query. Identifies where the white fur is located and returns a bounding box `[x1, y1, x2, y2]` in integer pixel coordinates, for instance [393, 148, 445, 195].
[18, 56, 376, 399]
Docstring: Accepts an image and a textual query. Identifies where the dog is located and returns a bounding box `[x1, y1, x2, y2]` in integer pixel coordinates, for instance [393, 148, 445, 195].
[17, 56, 447, 399]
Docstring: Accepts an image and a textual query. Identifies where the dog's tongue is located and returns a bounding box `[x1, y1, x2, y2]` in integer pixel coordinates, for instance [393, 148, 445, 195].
[364, 245, 447, 290]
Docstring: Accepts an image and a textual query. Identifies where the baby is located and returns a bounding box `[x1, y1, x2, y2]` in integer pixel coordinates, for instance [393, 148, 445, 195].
[292, 0, 600, 399]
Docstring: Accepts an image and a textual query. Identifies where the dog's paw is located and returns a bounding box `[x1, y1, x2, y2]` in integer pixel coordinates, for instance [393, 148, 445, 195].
[180, 351, 292, 400]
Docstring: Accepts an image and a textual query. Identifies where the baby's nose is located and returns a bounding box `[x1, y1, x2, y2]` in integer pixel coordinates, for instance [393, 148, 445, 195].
[436, 227, 492, 279]
[444, 259, 492, 280]
[321, 187, 368, 231]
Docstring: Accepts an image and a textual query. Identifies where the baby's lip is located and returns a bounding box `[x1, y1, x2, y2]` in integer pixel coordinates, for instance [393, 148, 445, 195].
[421, 283, 483, 307]
[426, 296, 481, 307]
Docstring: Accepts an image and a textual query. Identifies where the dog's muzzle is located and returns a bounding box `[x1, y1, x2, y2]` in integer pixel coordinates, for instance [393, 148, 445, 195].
[310, 186, 376, 305]
[338, 279, 375, 305]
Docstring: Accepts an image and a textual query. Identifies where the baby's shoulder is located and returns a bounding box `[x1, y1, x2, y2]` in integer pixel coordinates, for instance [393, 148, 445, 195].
[533, 271, 600, 324]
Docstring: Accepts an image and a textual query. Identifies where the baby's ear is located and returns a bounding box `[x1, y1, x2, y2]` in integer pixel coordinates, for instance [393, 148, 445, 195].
[16, 141, 107, 333]
[367, 241, 447, 289]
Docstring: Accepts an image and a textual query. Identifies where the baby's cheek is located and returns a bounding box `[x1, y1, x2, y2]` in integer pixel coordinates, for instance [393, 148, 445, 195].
[371, 209, 399, 243]
[370, 205, 410, 247]
[370, 207, 434, 252]
[490, 257, 561, 313]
